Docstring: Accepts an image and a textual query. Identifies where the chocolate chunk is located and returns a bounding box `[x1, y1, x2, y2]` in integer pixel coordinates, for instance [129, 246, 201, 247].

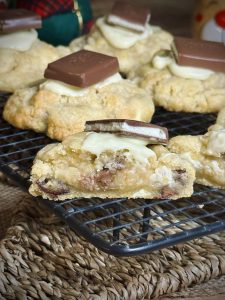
[84, 119, 169, 145]
[161, 186, 176, 199]
[44, 50, 119, 88]
[37, 178, 69, 196]
[107, 1, 150, 33]
[79, 169, 115, 191]
[173, 37, 225, 73]
[0, 9, 42, 33]
[173, 169, 186, 185]
[174, 169, 186, 175]
[95, 169, 114, 190]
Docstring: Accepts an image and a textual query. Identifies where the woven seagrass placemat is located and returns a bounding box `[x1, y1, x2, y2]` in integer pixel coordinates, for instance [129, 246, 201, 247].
[1, 181, 225, 300]
[0, 180, 19, 239]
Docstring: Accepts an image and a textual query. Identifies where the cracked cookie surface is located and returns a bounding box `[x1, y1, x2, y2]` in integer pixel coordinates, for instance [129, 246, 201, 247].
[3, 80, 154, 141]
[29, 132, 195, 201]
[129, 65, 225, 113]
[0, 39, 70, 92]
[168, 108, 225, 188]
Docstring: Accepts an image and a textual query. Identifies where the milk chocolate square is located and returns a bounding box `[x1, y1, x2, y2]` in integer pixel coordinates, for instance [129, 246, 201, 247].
[0, 9, 42, 33]
[107, 1, 150, 33]
[44, 50, 119, 88]
[173, 37, 225, 73]
[85, 119, 169, 145]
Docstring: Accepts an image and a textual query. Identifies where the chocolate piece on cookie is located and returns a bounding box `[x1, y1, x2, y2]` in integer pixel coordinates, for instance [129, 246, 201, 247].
[85, 119, 169, 145]
[0, 9, 41, 33]
[44, 50, 119, 88]
[173, 37, 225, 72]
[107, 1, 150, 33]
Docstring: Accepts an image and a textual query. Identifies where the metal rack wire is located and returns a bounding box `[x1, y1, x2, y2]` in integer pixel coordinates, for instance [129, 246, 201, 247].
[1, 93, 225, 256]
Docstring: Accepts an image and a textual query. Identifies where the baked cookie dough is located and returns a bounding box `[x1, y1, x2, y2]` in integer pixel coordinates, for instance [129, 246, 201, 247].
[69, 20, 172, 75]
[129, 37, 225, 113]
[168, 108, 225, 188]
[0, 37, 70, 92]
[3, 79, 154, 141]
[29, 131, 195, 201]
[129, 66, 225, 113]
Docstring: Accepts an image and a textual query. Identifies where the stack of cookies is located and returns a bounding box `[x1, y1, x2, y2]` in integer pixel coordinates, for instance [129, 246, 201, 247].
[1, 1, 225, 202]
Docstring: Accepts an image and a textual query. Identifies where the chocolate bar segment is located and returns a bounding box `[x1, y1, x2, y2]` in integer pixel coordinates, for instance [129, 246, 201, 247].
[85, 119, 169, 145]
[173, 37, 225, 73]
[0, 9, 41, 33]
[44, 50, 119, 88]
[107, 1, 150, 33]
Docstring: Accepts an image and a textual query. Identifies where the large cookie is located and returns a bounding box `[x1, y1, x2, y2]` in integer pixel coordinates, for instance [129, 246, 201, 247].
[70, 24, 172, 75]
[29, 131, 195, 201]
[168, 108, 225, 188]
[3, 80, 155, 141]
[0, 39, 70, 92]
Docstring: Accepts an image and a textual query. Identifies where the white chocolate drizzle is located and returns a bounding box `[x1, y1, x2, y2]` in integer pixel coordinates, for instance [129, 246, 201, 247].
[96, 17, 152, 49]
[206, 129, 225, 156]
[152, 54, 214, 80]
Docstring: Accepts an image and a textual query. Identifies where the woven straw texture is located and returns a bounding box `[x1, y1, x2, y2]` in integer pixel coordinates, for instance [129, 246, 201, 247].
[0, 178, 19, 239]
[1, 181, 225, 299]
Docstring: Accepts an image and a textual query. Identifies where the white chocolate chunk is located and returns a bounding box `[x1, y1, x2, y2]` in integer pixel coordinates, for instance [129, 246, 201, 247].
[81, 132, 156, 164]
[0, 29, 37, 51]
[107, 14, 150, 33]
[96, 17, 152, 49]
[40, 73, 122, 97]
[207, 129, 225, 156]
[211, 161, 224, 174]
[151, 166, 174, 187]
[152, 54, 214, 80]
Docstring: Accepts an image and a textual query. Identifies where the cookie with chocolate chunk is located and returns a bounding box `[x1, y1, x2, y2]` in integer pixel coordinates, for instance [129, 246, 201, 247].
[129, 37, 225, 113]
[3, 51, 155, 141]
[0, 9, 70, 92]
[69, 2, 172, 75]
[168, 107, 225, 189]
[29, 130, 195, 201]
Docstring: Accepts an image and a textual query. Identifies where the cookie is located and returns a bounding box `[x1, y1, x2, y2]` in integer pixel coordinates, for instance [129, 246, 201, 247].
[0, 9, 71, 92]
[71, 25, 172, 75]
[3, 50, 155, 140]
[3, 79, 154, 141]
[0, 39, 70, 92]
[130, 66, 225, 113]
[69, 8, 172, 75]
[168, 107, 225, 189]
[129, 38, 225, 113]
[29, 131, 195, 201]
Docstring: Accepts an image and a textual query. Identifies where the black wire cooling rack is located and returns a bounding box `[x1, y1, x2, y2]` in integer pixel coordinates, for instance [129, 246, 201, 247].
[1, 93, 225, 256]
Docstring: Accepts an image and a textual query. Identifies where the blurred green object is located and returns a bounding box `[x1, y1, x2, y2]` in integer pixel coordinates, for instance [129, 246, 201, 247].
[37, 0, 92, 46]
